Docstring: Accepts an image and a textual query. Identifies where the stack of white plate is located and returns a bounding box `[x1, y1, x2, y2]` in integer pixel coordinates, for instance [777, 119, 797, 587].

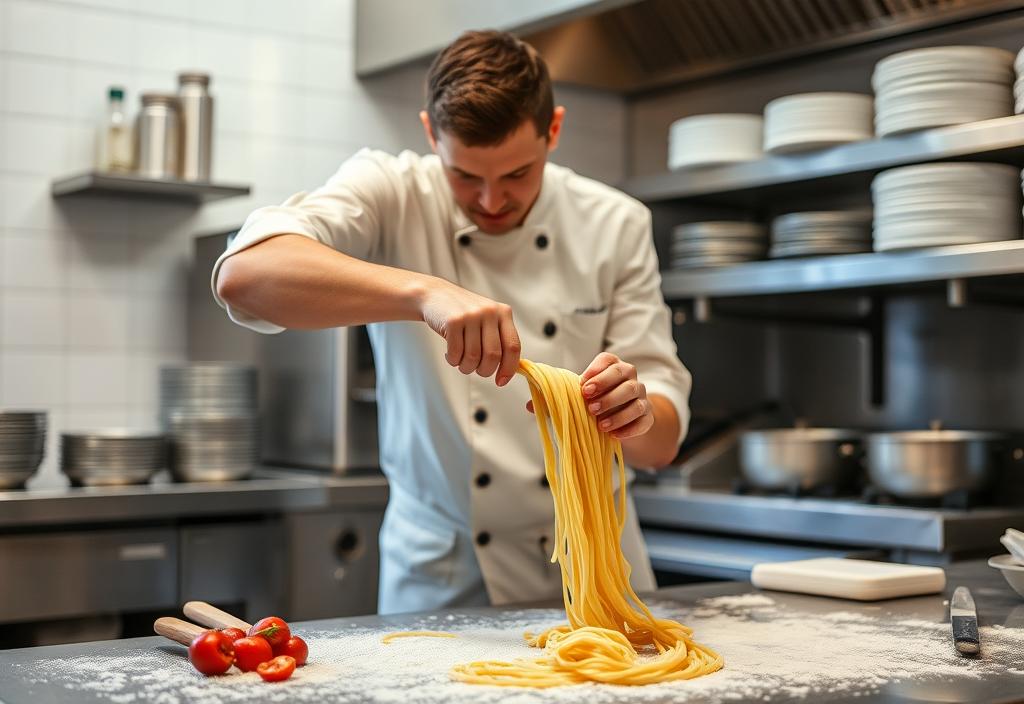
[769, 211, 873, 258]
[160, 363, 258, 482]
[1015, 47, 1024, 114]
[0, 411, 46, 490]
[669, 222, 767, 269]
[61, 432, 167, 487]
[873, 46, 1015, 137]
[668, 114, 764, 170]
[872, 163, 1022, 251]
[763, 93, 874, 154]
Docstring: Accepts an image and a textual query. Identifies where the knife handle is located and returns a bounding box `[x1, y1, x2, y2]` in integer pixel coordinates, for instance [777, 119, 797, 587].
[952, 615, 980, 655]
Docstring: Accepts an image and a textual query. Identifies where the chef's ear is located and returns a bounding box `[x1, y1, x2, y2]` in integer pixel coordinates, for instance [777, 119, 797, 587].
[420, 111, 438, 152]
[546, 106, 565, 153]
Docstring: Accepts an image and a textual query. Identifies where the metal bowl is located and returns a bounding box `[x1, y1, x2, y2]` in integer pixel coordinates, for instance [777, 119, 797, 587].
[60, 431, 167, 487]
[740, 428, 864, 491]
[0, 468, 39, 490]
[866, 430, 1003, 499]
[0, 410, 47, 489]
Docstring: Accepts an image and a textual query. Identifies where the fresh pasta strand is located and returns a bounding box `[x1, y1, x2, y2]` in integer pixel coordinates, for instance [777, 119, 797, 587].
[382, 631, 457, 644]
[450, 359, 723, 687]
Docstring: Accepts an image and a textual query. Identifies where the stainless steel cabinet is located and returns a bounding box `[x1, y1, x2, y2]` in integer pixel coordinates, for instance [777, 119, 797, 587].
[284, 509, 382, 620]
[0, 529, 178, 623]
[179, 520, 286, 622]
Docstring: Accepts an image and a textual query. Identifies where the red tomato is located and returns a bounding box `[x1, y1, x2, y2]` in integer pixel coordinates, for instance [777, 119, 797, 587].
[219, 627, 246, 644]
[188, 629, 235, 676]
[257, 655, 296, 682]
[233, 636, 273, 672]
[249, 616, 291, 650]
[274, 635, 308, 666]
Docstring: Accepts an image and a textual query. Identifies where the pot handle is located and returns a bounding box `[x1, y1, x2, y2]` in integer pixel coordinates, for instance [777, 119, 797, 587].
[837, 441, 866, 463]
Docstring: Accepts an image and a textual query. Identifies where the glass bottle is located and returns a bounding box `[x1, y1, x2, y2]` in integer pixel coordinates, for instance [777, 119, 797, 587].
[97, 86, 132, 172]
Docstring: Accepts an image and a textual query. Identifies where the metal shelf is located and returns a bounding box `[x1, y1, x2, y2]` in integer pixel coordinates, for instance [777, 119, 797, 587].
[624, 115, 1024, 207]
[51, 171, 251, 204]
[661, 240, 1024, 300]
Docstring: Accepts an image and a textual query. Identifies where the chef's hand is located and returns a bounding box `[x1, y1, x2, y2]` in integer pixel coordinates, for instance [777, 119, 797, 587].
[418, 277, 522, 387]
[580, 352, 653, 439]
[525, 353, 654, 440]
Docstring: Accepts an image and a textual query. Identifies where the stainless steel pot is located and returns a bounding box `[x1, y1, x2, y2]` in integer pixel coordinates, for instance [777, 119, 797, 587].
[866, 430, 1004, 499]
[739, 428, 864, 491]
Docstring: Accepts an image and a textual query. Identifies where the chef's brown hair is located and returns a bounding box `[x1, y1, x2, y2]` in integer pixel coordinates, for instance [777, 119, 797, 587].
[425, 30, 554, 146]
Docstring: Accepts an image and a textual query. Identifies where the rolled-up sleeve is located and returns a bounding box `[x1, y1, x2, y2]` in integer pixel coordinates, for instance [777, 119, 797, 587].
[605, 206, 692, 448]
[210, 148, 397, 333]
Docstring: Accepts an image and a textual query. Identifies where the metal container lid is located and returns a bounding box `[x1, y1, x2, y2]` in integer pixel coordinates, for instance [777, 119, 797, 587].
[141, 92, 180, 107]
[868, 430, 1004, 443]
[743, 428, 864, 443]
[178, 72, 210, 87]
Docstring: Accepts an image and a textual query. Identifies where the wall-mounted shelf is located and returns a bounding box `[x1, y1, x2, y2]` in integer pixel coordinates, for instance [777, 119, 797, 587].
[51, 171, 251, 204]
[662, 240, 1024, 301]
[625, 115, 1024, 208]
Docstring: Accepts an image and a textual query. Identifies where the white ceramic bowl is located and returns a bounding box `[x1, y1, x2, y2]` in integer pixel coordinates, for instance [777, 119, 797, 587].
[989, 554, 1024, 599]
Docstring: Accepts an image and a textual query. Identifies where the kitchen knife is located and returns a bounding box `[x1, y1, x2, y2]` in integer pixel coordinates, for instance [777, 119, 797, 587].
[950, 586, 980, 655]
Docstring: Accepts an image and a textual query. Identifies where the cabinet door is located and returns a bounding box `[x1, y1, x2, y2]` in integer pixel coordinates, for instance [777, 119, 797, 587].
[179, 520, 286, 622]
[0, 529, 177, 623]
[285, 509, 383, 620]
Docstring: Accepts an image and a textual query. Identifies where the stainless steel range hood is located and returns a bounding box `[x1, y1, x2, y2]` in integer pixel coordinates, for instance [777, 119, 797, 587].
[357, 0, 1022, 94]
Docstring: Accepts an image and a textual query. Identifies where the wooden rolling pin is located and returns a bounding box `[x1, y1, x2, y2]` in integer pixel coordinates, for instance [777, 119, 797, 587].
[183, 601, 252, 631]
[154, 617, 206, 646]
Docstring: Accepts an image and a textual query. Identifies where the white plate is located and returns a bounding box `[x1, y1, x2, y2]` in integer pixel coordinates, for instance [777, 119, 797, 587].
[873, 162, 1020, 185]
[765, 130, 873, 154]
[876, 80, 1011, 100]
[873, 46, 1015, 87]
[874, 228, 1020, 249]
[668, 113, 764, 170]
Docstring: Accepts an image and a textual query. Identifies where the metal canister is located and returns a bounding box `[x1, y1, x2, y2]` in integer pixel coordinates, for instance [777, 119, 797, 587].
[136, 93, 180, 179]
[177, 72, 213, 182]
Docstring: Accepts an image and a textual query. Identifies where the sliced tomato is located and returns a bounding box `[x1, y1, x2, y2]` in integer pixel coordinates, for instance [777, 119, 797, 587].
[257, 655, 296, 682]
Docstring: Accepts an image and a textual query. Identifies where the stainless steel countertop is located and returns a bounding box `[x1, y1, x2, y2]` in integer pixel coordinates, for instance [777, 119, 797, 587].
[0, 468, 389, 528]
[0, 560, 1020, 703]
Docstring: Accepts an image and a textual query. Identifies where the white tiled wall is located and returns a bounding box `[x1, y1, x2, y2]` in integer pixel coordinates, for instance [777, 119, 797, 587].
[0, 0, 626, 488]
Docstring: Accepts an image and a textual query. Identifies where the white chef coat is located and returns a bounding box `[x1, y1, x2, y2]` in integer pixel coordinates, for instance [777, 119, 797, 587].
[211, 149, 692, 614]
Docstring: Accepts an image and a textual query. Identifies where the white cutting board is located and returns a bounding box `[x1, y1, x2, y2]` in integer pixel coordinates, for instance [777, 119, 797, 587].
[751, 557, 946, 601]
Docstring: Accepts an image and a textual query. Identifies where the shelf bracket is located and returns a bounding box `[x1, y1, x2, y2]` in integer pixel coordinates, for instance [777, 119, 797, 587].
[947, 278, 1024, 310]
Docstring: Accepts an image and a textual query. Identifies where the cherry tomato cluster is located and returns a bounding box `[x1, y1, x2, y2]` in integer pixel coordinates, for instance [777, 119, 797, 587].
[188, 615, 308, 682]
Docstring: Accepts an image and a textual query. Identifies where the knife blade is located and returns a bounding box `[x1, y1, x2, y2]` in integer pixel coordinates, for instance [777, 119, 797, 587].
[950, 586, 980, 655]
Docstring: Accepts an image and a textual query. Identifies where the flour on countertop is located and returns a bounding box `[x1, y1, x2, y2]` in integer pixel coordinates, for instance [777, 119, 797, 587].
[9, 597, 1024, 704]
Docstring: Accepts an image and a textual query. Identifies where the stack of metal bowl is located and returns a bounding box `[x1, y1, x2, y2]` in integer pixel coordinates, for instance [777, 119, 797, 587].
[60, 432, 167, 487]
[0, 411, 47, 489]
[160, 364, 258, 482]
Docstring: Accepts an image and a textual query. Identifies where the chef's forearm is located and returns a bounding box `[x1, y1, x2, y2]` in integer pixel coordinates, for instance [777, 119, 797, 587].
[620, 394, 680, 470]
[217, 234, 433, 329]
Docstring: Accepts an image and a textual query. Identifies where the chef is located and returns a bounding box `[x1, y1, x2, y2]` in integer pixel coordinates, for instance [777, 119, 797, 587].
[213, 30, 691, 614]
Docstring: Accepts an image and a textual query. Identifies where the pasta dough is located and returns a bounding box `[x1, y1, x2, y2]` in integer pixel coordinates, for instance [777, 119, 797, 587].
[450, 359, 723, 687]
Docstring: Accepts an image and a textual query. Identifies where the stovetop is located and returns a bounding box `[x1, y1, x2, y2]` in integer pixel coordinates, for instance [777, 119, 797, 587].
[633, 477, 1024, 555]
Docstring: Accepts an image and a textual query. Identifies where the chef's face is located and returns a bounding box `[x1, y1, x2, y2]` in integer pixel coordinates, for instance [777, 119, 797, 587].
[421, 107, 564, 235]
